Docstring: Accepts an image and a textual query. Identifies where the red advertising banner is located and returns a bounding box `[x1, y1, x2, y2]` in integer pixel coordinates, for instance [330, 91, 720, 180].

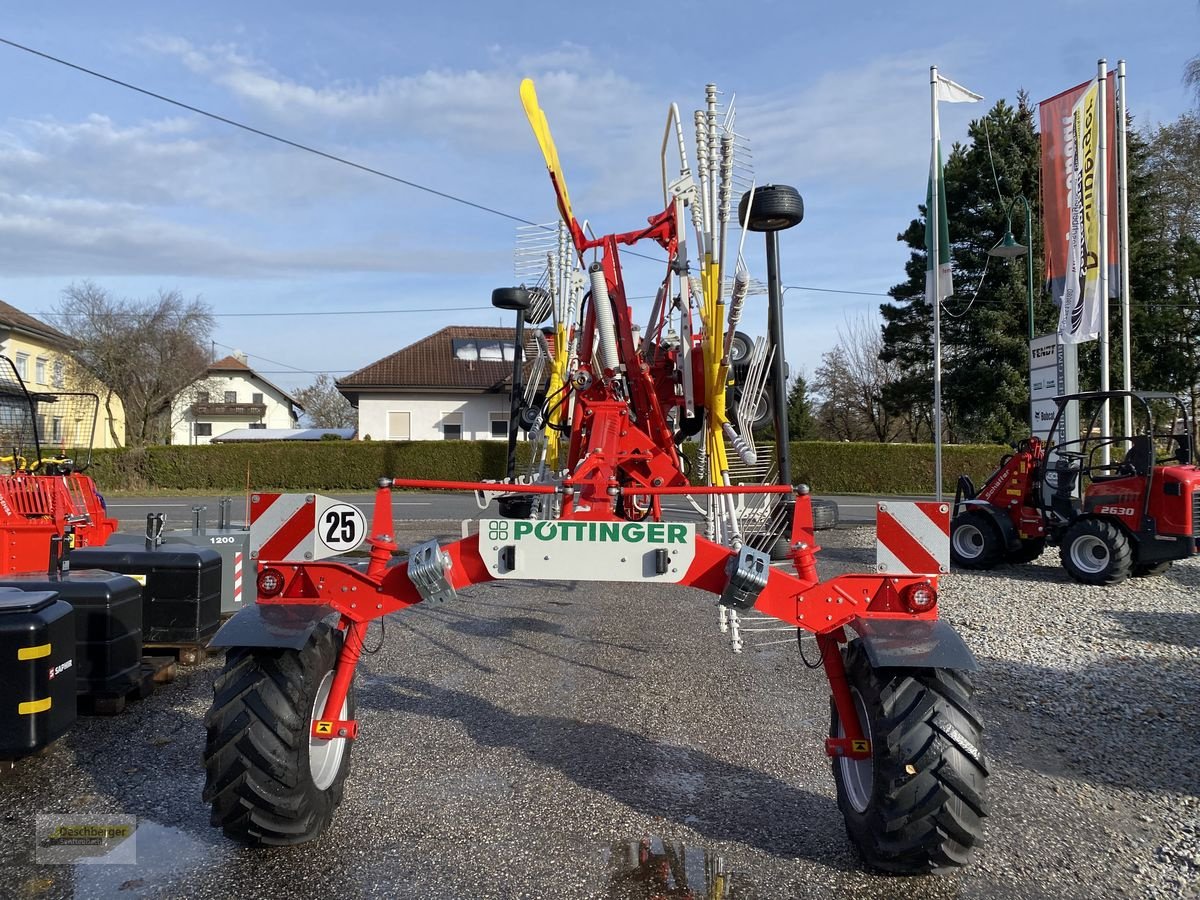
[1038, 74, 1118, 306]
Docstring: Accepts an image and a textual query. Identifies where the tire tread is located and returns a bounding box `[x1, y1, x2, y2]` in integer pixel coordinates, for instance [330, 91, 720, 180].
[831, 641, 987, 874]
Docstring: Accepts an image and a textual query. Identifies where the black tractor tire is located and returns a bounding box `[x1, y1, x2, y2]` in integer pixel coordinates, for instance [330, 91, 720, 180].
[738, 184, 804, 232]
[811, 498, 839, 530]
[203, 623, 355, 846]
[1132, 560, 1172, 578]
[747, 390, 774, 429]
[491, 286, 531, 311]
[1006, 538, 1045, 565]
[950, 511, 1003, 569]
[1060, 518, 1134, 586]
[728, 331, 754, 367]
[523, 286, 553, 325]
[830, 640, 987, 874]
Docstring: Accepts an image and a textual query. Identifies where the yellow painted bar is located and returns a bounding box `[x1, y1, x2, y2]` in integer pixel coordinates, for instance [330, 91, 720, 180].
[18, 697, 52, 715]
[18, 643, 51, 661]
[544, 322, 569, 466]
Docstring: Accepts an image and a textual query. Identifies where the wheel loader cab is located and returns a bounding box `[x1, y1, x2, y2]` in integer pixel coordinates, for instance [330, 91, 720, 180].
[1119, 434, 1153, 477]
[1172, 431, 1192, 465]
[1041, 448, 1082, 522]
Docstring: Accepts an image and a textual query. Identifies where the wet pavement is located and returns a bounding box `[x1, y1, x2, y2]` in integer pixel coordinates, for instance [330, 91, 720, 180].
[0, 525, 1178, 899]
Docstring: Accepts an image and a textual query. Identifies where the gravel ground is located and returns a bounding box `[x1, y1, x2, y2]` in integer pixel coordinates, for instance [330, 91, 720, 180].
[1, 524, 1197, 899]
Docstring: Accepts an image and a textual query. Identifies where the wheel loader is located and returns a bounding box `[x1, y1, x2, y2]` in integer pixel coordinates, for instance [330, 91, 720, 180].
[951, 390, 1199, 584]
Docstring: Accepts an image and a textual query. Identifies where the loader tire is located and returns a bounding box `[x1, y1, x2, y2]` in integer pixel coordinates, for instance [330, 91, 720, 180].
[811, 498, 839, 531]
[1006, 538, 1045, 564]
[1060, 518, 1133, 585]
[950, 511, 1003, 569]
[830, 640, 987, 874]
[202, 623, 354, 846]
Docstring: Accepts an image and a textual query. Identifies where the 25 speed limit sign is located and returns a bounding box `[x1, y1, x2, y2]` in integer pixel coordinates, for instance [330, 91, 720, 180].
[317, 502, 367, 554]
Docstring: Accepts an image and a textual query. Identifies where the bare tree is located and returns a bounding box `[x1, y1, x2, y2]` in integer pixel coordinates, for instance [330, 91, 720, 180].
[51, 281, 214, 446]
[811, 314, 903, 442]
[294, 374, 355, 429]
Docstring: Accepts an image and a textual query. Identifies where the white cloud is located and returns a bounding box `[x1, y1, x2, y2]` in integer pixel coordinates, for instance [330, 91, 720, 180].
[0, 190, 505, 278]
[140, 34, 667, 212]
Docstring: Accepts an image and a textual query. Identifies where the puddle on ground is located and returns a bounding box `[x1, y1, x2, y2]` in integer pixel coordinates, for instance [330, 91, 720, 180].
[605, 835, 759, 899]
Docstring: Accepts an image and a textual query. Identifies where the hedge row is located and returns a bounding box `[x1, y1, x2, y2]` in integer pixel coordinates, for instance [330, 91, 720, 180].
[87, 440, 1008, 496]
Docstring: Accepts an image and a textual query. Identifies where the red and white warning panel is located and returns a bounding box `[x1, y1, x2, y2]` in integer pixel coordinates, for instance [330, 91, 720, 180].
[875, 501, 951, 575]
[233, 552, 243, 605]
[250, 494, 367, 562]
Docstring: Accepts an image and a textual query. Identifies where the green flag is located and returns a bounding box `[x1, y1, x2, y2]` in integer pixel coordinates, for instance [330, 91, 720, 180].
[925, 138, 952, 305]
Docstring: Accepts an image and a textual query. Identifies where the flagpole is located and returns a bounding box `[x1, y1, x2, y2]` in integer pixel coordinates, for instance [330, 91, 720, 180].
[1097, 58, 1111, 466]
[930, 65, 944, 501]
[1117, 59, 1132, 439]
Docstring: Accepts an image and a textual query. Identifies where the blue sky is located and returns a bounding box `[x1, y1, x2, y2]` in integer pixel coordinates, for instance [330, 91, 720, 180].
[0, 2, 1195, 395]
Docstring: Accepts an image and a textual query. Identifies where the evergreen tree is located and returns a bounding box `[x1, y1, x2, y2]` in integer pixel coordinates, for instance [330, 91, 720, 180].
[880, 96, 1041, 444]
[786, 375, 816, 440]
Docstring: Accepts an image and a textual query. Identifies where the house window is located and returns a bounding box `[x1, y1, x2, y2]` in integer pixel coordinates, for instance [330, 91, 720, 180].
[224, 390, 237, 404]
[249, 423, 266, 429]
[452, 339, 516, 362]
[442, 413, 463, 440]
[14, 353, 28, 380]
[490, 413, 509, 438]
[195, 423, 213, 437]
[35, 358, 47, 384]
[387, 411, 410, 441]
[51, 417, 63, 442]
[196, 390, 209, 403]
[252, 392, 263, 405]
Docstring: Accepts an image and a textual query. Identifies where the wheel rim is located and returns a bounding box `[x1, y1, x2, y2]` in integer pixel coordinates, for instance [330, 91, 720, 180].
[1069, 534, 1110, 574]
[309, 671, 348, 791]
[837, 689, 874, 814]
[952, 523, 984, 559]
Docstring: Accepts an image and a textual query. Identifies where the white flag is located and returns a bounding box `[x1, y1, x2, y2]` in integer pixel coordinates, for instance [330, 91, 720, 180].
[935, 74, 983, 104]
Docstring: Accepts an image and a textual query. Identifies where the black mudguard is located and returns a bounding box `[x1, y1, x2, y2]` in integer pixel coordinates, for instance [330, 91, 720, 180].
[209, 603, 336, 651]
[851, 617, 978, 672]
[963, 501, 1022, 552]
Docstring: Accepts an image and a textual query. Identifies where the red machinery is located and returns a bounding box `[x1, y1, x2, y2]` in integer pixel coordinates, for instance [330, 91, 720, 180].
[203, 81, 986, 874]
[0, 357, 117, 572]
[951, 391, 1199, 584]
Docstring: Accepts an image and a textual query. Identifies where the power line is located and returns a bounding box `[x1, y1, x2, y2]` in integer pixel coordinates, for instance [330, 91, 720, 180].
[213, 340, 309, 374]
[0, 37, 541, 227]
[0, 36, 667, 265]
[782, 284, 891, 298]
[42, 305, 493, 319]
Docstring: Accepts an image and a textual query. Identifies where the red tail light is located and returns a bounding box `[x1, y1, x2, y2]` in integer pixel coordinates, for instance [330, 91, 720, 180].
[257, 567, 286, 599]
[901, 581, 937, 614]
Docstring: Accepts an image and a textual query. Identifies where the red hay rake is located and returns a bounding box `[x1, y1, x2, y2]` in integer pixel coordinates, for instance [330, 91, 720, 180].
[203, 81, 987, 875]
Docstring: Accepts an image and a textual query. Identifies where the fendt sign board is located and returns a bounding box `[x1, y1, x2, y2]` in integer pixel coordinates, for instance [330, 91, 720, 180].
[1029, 335, 1079, 446]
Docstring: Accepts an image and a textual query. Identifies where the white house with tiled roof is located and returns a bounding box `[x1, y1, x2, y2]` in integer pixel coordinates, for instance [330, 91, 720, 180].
[338, 326, 546, 441]
[168, 352, 303, 445]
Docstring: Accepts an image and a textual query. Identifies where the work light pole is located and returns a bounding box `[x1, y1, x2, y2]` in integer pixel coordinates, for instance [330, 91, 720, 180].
[492, 287, 531, 481]
[738, 184, 804, 487]
[987, 195, 1035, 342]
